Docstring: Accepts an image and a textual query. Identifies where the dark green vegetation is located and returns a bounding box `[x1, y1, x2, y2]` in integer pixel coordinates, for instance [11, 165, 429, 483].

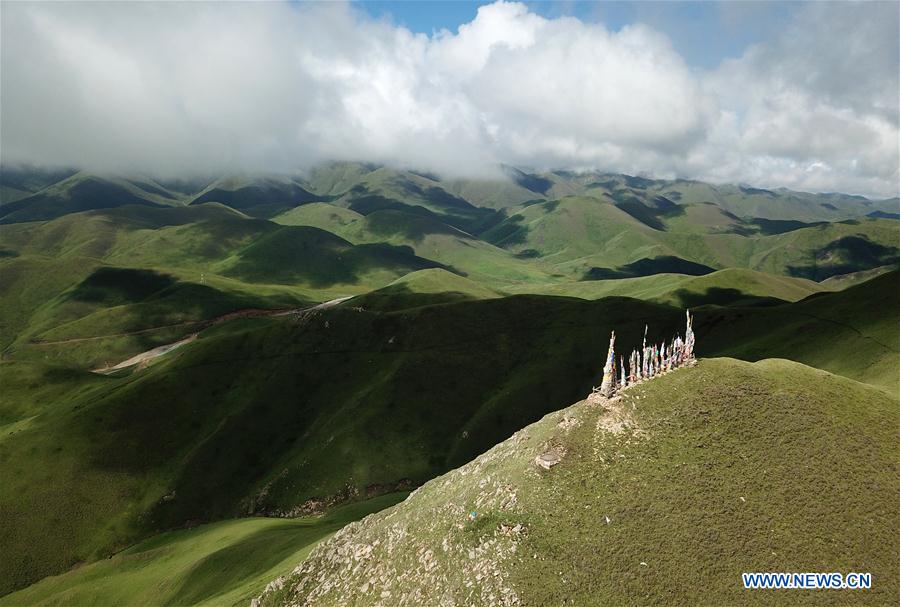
[1, 163, 898, 602]
[0, 295, 685, 594]
[695, 270, 899, 391]
[584, 254, 715, 280]
[190, 176, 321, 218]
[260, 358, 900, 606]
[0, 493, 407, 607]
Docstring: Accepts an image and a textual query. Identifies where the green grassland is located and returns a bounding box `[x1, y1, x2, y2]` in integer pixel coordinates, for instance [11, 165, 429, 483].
[355, 268, 503, 310]
[189, 175, 321, 218]
[0, 493, 407, 607]
[1, 164, 898, 602]
[819, 263, 898, 288]
[259, 358, 900, 606]
[0, 295, 689, 594]
[483, 195, 900, 281]
[273, 201, 365, 231]
[0, 203, 466, 367]
[696, 269, 900, 391]
[0, 172, 185, 223]
[1, 273, 897, 596]
[276, 205, 561, 286]
[506, 267, 830, 306]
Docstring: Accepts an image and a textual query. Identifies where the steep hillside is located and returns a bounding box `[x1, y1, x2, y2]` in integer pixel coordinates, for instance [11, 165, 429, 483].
[259, 358, 899, 606]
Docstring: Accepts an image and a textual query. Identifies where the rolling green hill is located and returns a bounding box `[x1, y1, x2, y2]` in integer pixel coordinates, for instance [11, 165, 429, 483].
[0, 166, 78, 204]
[0, 204, 464, 368]
[0, 494, 406, 607]
[300, 163, 504, 234]
[258, 358, 900, 606]
[696, 269, 900, 391]
[220, 224, 445, 287]
[483, 196, 669, 268]
[483, 195, 899, 281]
[273, 201, 365, 231]
[190, 176, 322, 218]
[353, 268, 503, 310]
[507, 267, 830, 307]
[276, 205, 560, 286]
[0, 173, 184, 223]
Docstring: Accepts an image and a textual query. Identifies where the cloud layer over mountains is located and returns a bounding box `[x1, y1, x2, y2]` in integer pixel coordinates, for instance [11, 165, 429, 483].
[2, 1, 897, 197]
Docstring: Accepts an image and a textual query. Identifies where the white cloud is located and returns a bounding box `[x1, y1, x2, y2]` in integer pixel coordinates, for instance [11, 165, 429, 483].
[1, 1, 897, 197]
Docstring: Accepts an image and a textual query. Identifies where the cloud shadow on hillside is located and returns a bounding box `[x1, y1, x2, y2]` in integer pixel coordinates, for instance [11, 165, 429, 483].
[671, 287, 787, 308]
[787, 235, 900, 281]
[583, 256, 715, 281]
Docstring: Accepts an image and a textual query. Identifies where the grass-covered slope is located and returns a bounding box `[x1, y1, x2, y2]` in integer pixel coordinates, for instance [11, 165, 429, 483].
[259, 358, 900, 606]
[355, 268, 503, 310]
[0, 494, 406, 607]
[820, 264, 898, 289]
[2, 265, 306, 369]
[302, 163, 504, 234]
[190, 176, 321, 218]
[483, 194, 900, 281]
[0, 295, 683, 595]
[3, 271, 896, 596]
[508, 268, 829, 307]
[698, 269, 900, 391]
[273, 202, 365, 232]
[482, 196, 669, 267]
[0, 173, 183, 223]
[0, 204, 456, 366]
[276, 205, 560, 286]
[219, 225, 445, 287]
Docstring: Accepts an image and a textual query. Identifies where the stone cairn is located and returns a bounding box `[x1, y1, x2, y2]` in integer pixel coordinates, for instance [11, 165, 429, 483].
[595, 310, 695, 398]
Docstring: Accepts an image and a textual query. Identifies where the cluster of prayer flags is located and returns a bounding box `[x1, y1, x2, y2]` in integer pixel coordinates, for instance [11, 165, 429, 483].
[597, 310, 695, 397]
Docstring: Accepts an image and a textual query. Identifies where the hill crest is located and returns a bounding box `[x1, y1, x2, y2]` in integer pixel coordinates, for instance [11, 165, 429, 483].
[257, 357, 899, 606]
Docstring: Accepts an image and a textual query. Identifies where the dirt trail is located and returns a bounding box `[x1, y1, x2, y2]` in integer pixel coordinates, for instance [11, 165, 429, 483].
[88, 296, 354, 373]
[94, 334, 199, 373]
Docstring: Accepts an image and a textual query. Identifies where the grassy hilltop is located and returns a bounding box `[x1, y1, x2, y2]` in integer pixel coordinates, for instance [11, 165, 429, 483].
[258, 359, 900, 606]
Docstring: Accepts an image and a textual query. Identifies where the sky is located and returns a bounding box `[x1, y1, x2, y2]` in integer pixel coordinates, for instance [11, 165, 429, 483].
[1, 0, 898, 198]
[358, 1, 801, 68]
